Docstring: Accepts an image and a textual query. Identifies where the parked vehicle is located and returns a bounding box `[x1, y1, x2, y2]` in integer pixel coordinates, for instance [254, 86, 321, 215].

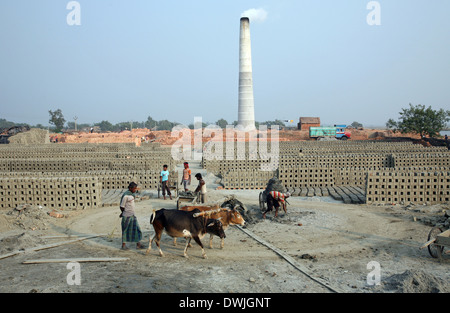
[309, 125, 351, 140]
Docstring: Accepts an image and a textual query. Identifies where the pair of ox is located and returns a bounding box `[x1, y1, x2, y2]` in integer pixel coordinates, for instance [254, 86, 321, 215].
[146, 204, 245, 259]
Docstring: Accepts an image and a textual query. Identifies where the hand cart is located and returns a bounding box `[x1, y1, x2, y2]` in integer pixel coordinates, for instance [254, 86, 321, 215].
[420, 226, 450, 261]
[176, 192, 198, 210]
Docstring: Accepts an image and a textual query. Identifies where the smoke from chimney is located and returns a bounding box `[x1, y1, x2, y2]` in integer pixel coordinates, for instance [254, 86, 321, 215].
[241, 8, 268, 23]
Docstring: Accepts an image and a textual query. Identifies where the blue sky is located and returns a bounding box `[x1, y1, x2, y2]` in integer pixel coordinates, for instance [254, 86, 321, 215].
[0, 0, 449, 128]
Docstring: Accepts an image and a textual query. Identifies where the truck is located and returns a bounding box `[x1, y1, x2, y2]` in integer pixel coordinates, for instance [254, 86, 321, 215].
[309, 125, 351, 140]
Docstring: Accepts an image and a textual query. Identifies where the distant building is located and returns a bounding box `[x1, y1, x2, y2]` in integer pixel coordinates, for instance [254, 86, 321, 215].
[298, 117, 320, 131]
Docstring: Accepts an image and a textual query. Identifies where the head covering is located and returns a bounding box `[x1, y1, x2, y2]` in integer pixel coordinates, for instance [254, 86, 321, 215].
[285, 192, 291, 197]
[128, 182, 138, 189]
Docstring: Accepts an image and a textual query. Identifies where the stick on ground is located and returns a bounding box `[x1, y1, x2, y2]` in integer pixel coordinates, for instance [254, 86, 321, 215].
[23, 257, 129, 264]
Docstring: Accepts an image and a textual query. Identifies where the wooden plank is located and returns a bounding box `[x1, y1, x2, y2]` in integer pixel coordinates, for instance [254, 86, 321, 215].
[0, 250, 26, 260]
[42, 234, 105, 239]
[0, 235, 101, 260]
[420, 238, 436, 250]
[421, 229, 450, 249]
[23, 257, 129, 264]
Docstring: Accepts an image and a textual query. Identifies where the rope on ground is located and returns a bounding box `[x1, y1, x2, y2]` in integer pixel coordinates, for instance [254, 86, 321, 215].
[235, 225, 342, 293]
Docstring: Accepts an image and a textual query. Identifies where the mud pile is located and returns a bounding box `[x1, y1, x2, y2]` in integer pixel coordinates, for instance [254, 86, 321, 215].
[8, 128, 50, 144]
[381, 270, 450, 293]
[1, 205, 57, 232]
[0, 231, 45, 255]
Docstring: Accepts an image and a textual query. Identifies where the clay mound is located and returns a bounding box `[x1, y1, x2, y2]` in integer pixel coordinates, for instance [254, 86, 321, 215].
[368, 131, 386, 139]
[382, 270, 450, 293]
[2, 205, 53, 231]
[0, 231, 45, 255]
[8, 128, 50, 145]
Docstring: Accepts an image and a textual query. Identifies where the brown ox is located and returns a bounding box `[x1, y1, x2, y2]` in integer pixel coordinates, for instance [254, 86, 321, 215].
[175, 204, 245, 249]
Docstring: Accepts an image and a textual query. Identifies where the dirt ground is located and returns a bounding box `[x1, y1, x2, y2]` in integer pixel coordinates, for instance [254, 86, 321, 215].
[0, 163, 448, 294]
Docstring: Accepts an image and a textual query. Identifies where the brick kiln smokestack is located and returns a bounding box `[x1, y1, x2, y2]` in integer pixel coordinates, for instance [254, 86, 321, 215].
[237, 17, 256, 131]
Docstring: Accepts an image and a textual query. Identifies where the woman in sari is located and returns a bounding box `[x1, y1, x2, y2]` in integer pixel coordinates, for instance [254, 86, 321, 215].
[120, 182, 145, 250]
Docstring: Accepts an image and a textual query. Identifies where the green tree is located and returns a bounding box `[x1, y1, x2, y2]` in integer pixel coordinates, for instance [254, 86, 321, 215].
[386, 104, 450, 138]
[351, 121, 363, 128]
[0, 118, 16, 129]
[144, 116, 158, 130]
[116, 122, 131, 131]
[32, 124, 46, 129]
[216, 119, 228, 129]
[48, 109, 66, 132]
[156, 120, 174, 131]
[95, 120, 114, 132]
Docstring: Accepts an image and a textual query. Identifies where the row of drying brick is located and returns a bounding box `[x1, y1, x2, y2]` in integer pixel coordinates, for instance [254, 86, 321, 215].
[201, 142, 448, 161]
[278, 154, 393, 168]
[0, 177, 102, 209]
[220, 170, 277, 189]
[0, 170, 178, 191]
[391, 153, 450, 167]
[282, 146, 448, 155]
[279, 167, 371, 188]
[0, 151, 173, 160]
[366, 170, 450, 205]
[222, 167, 378, 189]
[203, 153, 450, 176]
[221, 166, 450, 205]
[0, 158, 176, 173]
[212, 141, 448, 155]
[0, 142, 166, 151]
[202, 160, 278, 175]
[206, 158, 384, 176]
[279, 166, 450, 188]
[0, 142, 171, 158]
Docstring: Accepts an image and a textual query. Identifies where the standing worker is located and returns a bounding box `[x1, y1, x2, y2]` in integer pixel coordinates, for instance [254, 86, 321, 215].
[160, 164, 172, 200]
[194, 173, 207, 203]
[262, 191, 290, 219]
[181, 162, 192, 191]
[119, 182, 145, 250]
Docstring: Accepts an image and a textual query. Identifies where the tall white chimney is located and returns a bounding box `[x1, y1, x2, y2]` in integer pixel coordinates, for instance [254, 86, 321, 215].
[237, 17, 256, 131]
